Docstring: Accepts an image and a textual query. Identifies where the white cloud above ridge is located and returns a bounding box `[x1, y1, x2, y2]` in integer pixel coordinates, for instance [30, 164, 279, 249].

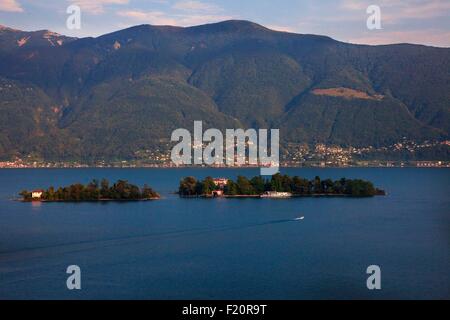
[117, 1, 233, 27]
[348, 29, 450, 48]
[117, 9, 233, 27]
[0, 0, 23, 12]
[69, 0, 129, 15]
[266, 24, 296, 33]
[172, 0, 223, 13]
[341, 0, 450, 23]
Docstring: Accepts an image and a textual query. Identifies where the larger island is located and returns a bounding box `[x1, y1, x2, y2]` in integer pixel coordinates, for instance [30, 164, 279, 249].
[179, 174, 385, 198]
[20, 179, 160, 202]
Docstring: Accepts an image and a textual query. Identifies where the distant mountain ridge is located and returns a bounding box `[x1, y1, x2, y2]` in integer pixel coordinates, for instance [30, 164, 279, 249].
[0, 20, 449, 161]
[0, 24, 76, 50]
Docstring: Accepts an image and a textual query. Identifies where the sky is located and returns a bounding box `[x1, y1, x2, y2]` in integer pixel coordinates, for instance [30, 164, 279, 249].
[0, 0, 449, 47]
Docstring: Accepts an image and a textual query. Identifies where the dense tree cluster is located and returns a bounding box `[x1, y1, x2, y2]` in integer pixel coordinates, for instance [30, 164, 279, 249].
[20, 179, 159, 201]
[179, 174, 385, 197]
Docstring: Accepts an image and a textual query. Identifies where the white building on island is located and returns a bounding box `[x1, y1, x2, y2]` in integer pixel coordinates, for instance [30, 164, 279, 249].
[213, 178, 229, 188]
[260, 191, 293, 198]
[31, 190, 44, 199]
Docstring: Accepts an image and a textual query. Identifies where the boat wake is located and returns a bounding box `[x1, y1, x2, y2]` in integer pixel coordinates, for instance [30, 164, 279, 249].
[0, 218, 304, 262]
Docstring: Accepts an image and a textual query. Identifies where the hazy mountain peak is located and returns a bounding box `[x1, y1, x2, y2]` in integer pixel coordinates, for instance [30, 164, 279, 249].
[39, 30, 62, 37]
[0, 24, 20, 32]
[0, 25, 76, 50]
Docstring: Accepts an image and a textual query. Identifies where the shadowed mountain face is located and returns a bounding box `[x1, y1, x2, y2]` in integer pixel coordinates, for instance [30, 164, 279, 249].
[0, 20, 449, 160]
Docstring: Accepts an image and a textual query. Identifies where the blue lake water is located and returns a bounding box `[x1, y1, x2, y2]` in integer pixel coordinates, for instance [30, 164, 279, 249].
[0, 168, 449, 299]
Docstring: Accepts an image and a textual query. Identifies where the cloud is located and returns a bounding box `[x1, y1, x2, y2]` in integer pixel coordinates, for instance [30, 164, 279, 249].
[0, 0, 23, 12]
[349, 29, 450, 47]
[117, 1, 233, 27]
[386, 0, 450, 21]
[172, 0, 222, 13]
[178, 13, 234, 26]
[341, 0, 450, 23]
[341, 0, 368, 11]
[69, 0, 129, 15]
[117, 9, 233, 26]
[266, 25, 296, 33]
[117, 10, 178, 25]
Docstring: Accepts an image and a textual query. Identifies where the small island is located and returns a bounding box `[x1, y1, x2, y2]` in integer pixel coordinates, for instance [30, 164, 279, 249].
[19, 179, 160, 202]
[179, 174, 385, 198]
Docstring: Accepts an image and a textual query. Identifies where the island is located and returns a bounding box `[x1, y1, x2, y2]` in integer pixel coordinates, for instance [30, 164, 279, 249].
[19, 179, 160, 202]
[179, 174, 386, 198]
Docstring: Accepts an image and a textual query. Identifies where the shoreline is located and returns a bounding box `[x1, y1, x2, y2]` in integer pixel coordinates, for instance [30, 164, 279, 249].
[1, 165, 449, 169]
[180, 193, 385, 199]
[17, 197, 161, 203]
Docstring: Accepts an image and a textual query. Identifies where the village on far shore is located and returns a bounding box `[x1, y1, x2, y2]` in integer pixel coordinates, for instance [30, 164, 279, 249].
[2, 140, 449, 169]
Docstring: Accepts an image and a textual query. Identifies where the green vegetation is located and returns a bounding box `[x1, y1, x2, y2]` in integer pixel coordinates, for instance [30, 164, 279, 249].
[20, 179, 160, 202]
[1, 21, 449, 161]
[178, 174, 385, 197]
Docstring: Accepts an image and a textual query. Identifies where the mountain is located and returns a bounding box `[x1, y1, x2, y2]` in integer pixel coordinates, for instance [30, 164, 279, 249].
[0, 20, 449, 161]
[0, 24, 76, 50]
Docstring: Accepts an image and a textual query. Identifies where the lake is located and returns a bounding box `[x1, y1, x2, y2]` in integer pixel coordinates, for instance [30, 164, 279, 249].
[0, 168, 449, 299]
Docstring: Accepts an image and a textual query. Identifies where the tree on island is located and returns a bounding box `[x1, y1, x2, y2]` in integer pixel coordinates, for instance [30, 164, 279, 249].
[236, 176, 256, 195]
[101, 179, 110, 198]
[19, 190, 32, 201]
[20, 179, 160, 201]
[178, 173, 385, 197]
[179, 176, 198, 196]
[250, 176, 265, 194]
[201, 177, 217, 195]
[224, 180, 238, 195]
